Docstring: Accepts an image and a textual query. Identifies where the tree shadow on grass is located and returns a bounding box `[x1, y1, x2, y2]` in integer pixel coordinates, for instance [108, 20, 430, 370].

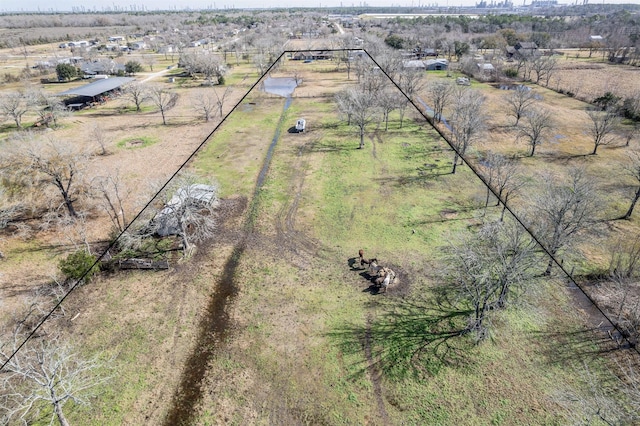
[528, 320, 628, 367]
[309, 139, 357, 153]
[329, 296, 476, 381]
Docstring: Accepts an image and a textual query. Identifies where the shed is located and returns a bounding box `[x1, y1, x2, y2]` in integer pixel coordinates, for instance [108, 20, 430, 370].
[403, 60, 426, 70]
[425, 59, 448, 71]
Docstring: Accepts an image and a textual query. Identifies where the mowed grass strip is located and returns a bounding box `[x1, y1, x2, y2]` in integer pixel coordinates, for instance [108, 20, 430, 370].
[41, 66, 632, 424]
[186, 86, 609, 423]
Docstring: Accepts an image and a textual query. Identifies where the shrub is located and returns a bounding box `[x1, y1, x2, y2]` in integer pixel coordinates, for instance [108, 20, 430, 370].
[59, 250, 99, 284]
[621, 96, 640, 121]
[125, 60, 143, 75]
[56, 63, 77, 82]
[504, 68, 519, 78]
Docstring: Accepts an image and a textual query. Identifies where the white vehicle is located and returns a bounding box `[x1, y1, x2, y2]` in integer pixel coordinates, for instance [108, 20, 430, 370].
[296, 118, 306, 133]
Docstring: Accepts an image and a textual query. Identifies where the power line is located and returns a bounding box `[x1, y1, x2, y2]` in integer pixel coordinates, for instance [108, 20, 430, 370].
[3, 47, 637, 373]
[1, 54, 284, 372]
[364, 49, 639, 356]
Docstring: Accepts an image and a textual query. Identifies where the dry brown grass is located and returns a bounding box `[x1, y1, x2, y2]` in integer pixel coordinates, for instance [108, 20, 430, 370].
[550, 54, 640, 103]
[2, 41, 639, 424]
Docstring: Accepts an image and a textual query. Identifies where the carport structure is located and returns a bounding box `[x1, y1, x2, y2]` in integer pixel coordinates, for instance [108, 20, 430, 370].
[57, 77, 135, 109]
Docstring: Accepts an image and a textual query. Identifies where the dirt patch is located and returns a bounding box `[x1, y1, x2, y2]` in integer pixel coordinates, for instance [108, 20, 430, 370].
[126, 139, 145, 147]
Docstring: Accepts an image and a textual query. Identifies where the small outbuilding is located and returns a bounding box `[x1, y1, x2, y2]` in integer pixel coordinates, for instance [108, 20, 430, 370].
[425, 59, 448, 71]
[403, 60, 426, 70]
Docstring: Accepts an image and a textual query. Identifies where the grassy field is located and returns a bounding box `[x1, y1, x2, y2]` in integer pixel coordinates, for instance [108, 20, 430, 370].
[1, 46, 638, 424]
[165, 69, 633, 423]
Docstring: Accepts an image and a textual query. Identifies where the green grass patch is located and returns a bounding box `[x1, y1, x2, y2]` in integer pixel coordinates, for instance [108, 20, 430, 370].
[116, 135, 158, 149]
[193, 96, 288, 198]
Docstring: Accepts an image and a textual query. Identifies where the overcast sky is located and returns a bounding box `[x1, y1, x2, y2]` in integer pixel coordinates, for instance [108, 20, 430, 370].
[2, 0, 639, 12]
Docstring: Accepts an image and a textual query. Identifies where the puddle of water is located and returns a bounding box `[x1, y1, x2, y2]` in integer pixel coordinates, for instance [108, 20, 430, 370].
[262, 76, 298, 97]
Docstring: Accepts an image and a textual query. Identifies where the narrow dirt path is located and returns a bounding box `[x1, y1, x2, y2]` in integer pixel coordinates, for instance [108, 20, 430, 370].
[274, 140, 322, 266]
[163, 97, 293, 425]
[369, 133, 378, 159]
[364, 315, 391, 425]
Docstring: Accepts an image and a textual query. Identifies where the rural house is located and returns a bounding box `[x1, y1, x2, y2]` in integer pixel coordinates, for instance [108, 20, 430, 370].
[425, 59, 448, 70]
[506, 41, 538, 59]
[291, 51, 334, 61]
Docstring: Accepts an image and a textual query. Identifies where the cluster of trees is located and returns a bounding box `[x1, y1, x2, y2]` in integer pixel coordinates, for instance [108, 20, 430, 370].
[0, 131, 219, 260]
[500, 85, 636, 159]
[367, 6, 639, 62]
[178, 52, 226, 85]
[0, 87, 68, 129]
[333, 51, 427, 148]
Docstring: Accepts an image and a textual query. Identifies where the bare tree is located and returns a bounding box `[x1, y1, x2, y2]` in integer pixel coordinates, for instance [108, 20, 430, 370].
[450, 89, 486, 174]
[91, 171, 130, 233]
[192, 53, 226, 85]
[554, 361, 629, 426]
[587, 108, 620, 155]
[397, 66, 425, 128]
[621, 149, 640, 220]
[123, 82, 149, 112]
[0, 137, 89, 218]
[608, 276, 640, 347]
[376, 86, 398, 131]
[517, 106, 554, 157]
[142, 52, 156, 72]
[0, 91, 30, 129]
[622, 124, 639, 147]
[192, 92, 217, 123]
[90, 124, 109, 156]
[427, 80, 454, 123]
[151, 175, 219, 255]
[335, 86, 379, 149]
[148, 85, 178, 125]
[609, 234, 640, 279]
[30, 89, 68, 129]
[213, 86, 232, 118]
[531, 168, 599, 275]
[542, 56, 558, 87]
[1, 330, 111, 426]
[253, 53, 269, 75]
[334, 36, 359, 79]
[478, 153, 524, 221]
[531, 56, 557, 85]
[505, 85, 537, 126]
[445, 219, 538, 342]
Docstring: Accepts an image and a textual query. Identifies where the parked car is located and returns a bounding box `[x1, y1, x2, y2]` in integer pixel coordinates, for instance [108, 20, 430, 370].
[296, 118, 306, 132]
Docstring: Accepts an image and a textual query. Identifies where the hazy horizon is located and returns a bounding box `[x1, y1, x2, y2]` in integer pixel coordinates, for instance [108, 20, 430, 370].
[2, 0, 640, 13]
